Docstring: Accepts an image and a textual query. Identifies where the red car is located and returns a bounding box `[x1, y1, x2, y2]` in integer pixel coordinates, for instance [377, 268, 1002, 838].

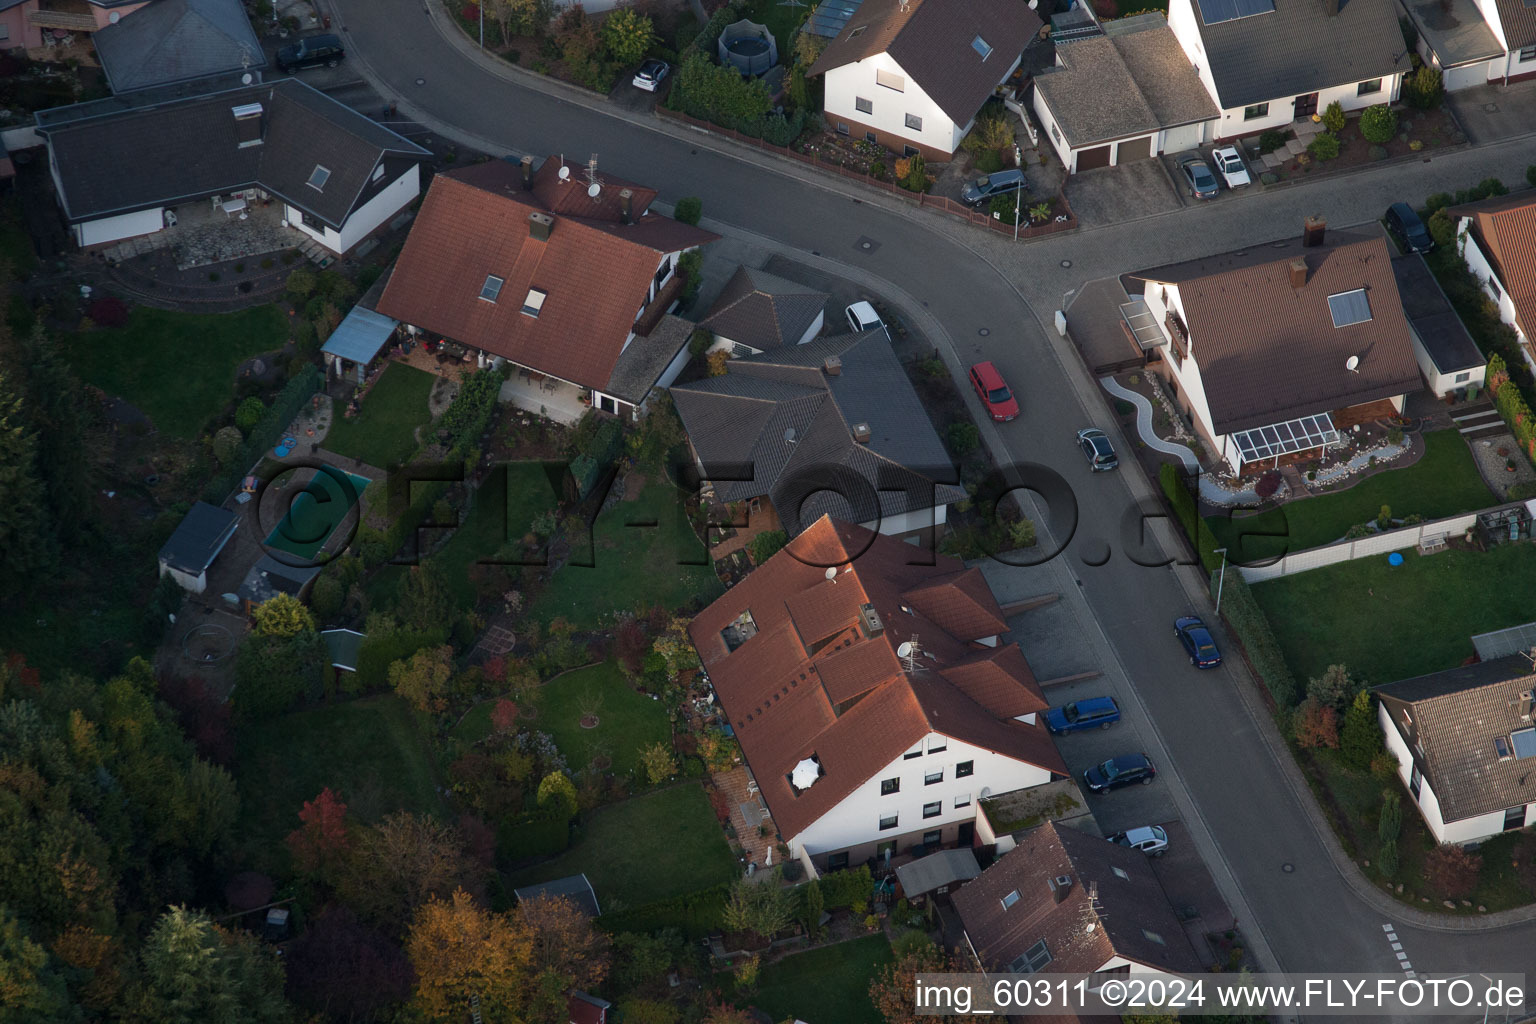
[968, 361, 1019, 422]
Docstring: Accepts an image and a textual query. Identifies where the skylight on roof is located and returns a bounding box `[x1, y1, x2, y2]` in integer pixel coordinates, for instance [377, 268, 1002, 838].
[522, 288, 547, 318]
[1328, 289, 1372, 328]
[1142, 929, 1166, 945]
[1495, 735, 1513, 760]
[849, 23, 867, 36]
[480, 275, 504, 303]
[1001, 889, 1021, 910]
[307, 165, 331, 191]
[971, 35, 993, 59]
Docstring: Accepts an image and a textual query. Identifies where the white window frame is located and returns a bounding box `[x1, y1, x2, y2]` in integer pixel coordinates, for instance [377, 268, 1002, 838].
[521, 287, 547, 318]
[855, 96, 873, 114]
[904, 112, 923, 132]
[479, 275, 504, 303]
[1243, 103, 1269, 120]
[1357, 78, 1382, 96]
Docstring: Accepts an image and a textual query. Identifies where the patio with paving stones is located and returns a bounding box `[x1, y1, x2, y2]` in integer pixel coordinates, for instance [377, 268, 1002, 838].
[101, 200, 307, 270]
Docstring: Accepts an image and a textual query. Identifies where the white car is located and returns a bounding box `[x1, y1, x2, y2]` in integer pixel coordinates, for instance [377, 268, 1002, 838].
[1211, 146, 1251, 188]
[1107, 825, 1169, 856]
[632, 59, 670, 92]
[845, 300, 885, 334]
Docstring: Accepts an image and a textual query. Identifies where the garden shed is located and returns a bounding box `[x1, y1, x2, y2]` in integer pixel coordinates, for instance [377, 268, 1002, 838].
[323, 306, 399, 384]
[894, 847, 981, 903]
[158, 501, 239, 594]
[513, 873, 601, 917]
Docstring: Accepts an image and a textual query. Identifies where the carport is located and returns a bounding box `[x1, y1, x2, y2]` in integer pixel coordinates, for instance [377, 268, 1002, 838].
[322, 306, 399, 384]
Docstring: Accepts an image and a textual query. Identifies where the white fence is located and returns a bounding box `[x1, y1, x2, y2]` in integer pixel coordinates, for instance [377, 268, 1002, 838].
[1236, 510, 1483, 583]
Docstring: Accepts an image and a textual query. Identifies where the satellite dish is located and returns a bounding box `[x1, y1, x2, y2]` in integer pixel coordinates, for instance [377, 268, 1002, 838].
[1346, 355, 1360, 372]
[824, 567, 838, 581]
[896, 642, 913, 658]
[587, 182, 602, 198]
[557, 165, 571, 180]
[241, 72, 253, 85]
[108, 10, 119, 22]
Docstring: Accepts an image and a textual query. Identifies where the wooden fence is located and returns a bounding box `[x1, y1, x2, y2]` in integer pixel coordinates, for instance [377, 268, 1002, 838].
[657, 106, 1077, 242]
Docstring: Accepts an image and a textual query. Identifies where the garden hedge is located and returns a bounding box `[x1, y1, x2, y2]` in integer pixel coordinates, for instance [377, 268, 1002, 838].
[1211, 568, 1299, 708]
[203, 364, 323, 503]
[351, 626, 448, 694]
[1158, 463, 1221, 571]
[596, 881, 731, 938]
[816, 864, 873, 910]
[498, 805, 572, 864]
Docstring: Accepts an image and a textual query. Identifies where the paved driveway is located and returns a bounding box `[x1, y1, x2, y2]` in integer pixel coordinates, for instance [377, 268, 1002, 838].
[1445, 77, 1536, 145]
[1063, 159, 1181, 226]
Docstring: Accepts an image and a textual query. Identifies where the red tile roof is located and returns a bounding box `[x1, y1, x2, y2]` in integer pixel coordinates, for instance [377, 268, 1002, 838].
[375, 159, 717, 392]
[689, 515, 1062, 839]
[1451, 193, 1536, 343]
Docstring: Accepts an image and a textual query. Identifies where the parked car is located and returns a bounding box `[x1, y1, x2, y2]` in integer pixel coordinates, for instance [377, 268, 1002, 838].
[968, 361, 1019, 422]
[1179, 156, 1220, 200]
[632, 59, 670, 92]
[1108, 825, 1169, 856]
[1076, 427, 1118, 471]
[845, 300, 885, 334]
[1084, 753, 1156, 793]
[276, 33, 345, 72]
[1385, 201, 1434, 254]
[1174, 615, 1222, 668]
[1045, 696, 1121, 734]
[960, 168, 1026, 207]
[1211, 146, 1251, 188]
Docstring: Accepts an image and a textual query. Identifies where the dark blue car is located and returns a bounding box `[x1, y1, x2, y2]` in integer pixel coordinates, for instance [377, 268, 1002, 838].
[1045, 696, 1121, 734]
[1084, 753, 1156, 793]
[1385, 202, 1434, 254]
[1175, 616, 1222, 668]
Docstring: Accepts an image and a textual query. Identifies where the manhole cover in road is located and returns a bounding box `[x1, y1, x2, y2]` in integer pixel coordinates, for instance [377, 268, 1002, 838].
[1060, 259, 1073, 268]
[854, 236, 881, 253]
[416, 77, 425, 86]
[1282, 862, 1295, 873]
[1483, 103, 1499, 113]
[978, 327, 990, 337]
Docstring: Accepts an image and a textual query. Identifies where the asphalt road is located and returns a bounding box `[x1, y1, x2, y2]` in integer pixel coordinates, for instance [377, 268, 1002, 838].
[322, 0, 1536, 1002]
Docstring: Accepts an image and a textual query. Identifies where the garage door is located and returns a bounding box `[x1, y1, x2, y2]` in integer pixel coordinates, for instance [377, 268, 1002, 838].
[1443, 61, 1489, 91]
[1077, 145, 1111, 171]
[1161, 121, 1207, 153]
[1115, 135, 1153, 163]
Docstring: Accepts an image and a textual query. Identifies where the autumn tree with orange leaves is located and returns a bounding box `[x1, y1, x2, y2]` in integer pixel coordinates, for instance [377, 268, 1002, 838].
[406, 888, 532, 1022]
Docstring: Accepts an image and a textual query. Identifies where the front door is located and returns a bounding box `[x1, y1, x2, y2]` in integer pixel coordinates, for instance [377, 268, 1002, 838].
[957, 822, 975, 846]
[1294, 92, 1319, 118]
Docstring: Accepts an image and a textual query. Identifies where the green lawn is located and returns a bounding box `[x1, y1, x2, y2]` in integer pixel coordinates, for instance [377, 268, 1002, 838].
[752, 935, 893, 1024]
[64, 305, 288, 438]
[532, 473, 722, 629]
[1252, 542, 1536, 684]
[536, 661, 671, 775]
[433, 462, 561, 610]
[233, 693, 447, 874]
[507, 783, 735, 907]
[1207, 431, 1494, 561]
[322, 363, 436, 468]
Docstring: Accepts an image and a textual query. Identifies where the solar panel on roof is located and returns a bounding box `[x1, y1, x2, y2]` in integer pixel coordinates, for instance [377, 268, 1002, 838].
[1328, 289, 1373, 328]
[1514, 728, 1536, 760]
[1195, 0, 1273, 23]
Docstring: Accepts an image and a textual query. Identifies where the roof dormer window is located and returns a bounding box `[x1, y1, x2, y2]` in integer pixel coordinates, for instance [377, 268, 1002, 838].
[522, 288, 547, 318]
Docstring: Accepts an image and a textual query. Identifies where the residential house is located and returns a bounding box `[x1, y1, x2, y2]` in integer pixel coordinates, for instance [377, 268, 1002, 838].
[670, 331, 965, 541]
[37, 78, 428, 253]
[375, 156, 718, 423]
[687, 515, 1066, 874]
[1391, 253, 1487, 397]
[1125, 219, 1423, 474]
[0, 0, 146, 56]
[1165, 0, 1408, 139]
[700, 264, 828, 356]
[92, 0, 266, 94]
[1402, 0, 1536, 90]
[808, 0, 1040, 161]
[954, 821, 1202, 977]
[1451, 193, 1536, 375]
[1375, 655, 1536, 844]
[157, 500, 238, 594]
[1032, 16, 1218, 173]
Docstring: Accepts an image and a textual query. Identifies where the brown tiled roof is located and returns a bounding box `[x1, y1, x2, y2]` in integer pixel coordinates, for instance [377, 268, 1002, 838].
[809, 0, 1041, 127]
[689, 516, 1062, 840]
[701, 265, 829, 351]
[375, 159, 717, 392]
[1129, 229, 1422, 434]
[903, 568, 1008, 639]
[1449, 192, 1536, 342]
[954, 822, 1202, 975]
[1374, 655, 1536, 823]
[1491, 0, 1536, 48]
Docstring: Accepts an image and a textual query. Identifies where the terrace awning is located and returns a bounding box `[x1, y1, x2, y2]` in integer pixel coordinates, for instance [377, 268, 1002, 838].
[322, 306, 398, 366]
[1231, 412, 1339, 465]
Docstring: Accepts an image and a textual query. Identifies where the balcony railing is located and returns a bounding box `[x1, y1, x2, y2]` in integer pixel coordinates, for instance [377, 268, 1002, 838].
[28, 8, 98, 30]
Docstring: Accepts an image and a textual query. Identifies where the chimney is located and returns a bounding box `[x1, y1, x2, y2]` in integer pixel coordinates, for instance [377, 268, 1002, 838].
[620, 188, 633, 225]
[823, 355, 842, 376]
[232, 102, 264, 148]
[1520, 689, 1534, 720]
[1303, 215, 1327, 247]
[520, 154, 533, 190]
[852, 422, 871, 443]
[1289, 258, 1308, 289]
[528, 212, 554, 241]
[1049, 875, 1073, 903]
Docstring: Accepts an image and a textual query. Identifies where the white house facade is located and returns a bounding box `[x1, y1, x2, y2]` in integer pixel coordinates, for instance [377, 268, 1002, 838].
[288, 162, 421, 256]
[823, 54, 984, 159]
[1457, 217, 1534, 372]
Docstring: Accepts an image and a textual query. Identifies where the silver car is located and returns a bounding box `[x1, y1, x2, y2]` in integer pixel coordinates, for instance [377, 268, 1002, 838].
[1108, 825, 1169, 856]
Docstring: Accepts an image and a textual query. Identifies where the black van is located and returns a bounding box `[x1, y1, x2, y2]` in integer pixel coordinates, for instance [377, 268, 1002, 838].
[277, 33, 345, 73]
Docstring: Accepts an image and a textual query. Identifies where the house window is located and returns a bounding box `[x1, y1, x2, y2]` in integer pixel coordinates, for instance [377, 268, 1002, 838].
[836, 122, 850, 136]
[954, 793, 971, 808]
[904, 113, 923, 132]
[923, 829, 943, 846]
[1409, 765, 1422, 800]
[863, 131, 878, 145]
[879, 813, 899, 831]
[903, 746, 922, 759]
[1522, 46, 1536, 62]
[1496, 736, 1513, 760]
[1000, 889, 1021, 910]
[307, 164, 331, 191]
[903, 145, 919, 158]
[876, 69, 904, 91]
[881, 777, 900, 795]
[1505, 806, 1527, 831]
[925, 769, 943, 786]
[827, 851, 849, 872]
[371, 163, 386, 183]
[1455, 371, 1472, 384]
[923, 801, 941, 818]
[1009, 939, 1052, 973]
[1487, 275, 1503, 301]
[1050, 123, 1062, 144]
[856, 96, 873, 114]
[956, 760, 974, 778]
[1243, 102, 1269, 120]
[521, 288, 547, 318]
[1357, 78, 1382, 96]
[927, 737, 946, 754]
[299, 209, 324, 233]
[972, 35, 993, 60]
[479, 275, 504, 303]
[0, 23, 8, 39]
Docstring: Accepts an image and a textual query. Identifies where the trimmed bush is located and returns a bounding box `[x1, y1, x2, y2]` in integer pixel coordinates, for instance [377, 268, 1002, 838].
[596, 882, 731, 939]
[1423, 192, 1453, 213]
[235, 396, 267, 432]
[1158, 463, 1220, 570]
[497, 805, 571, 863]
[817, 865, 872, 910]
[674, 196, 703, 226]
[1258, 129, 1287, 153]
[975, 148, 1004, 174]
[1403, 65, 1443, 110]
[1216, 570, 1300, 707]
[1359, 104, 1397, 143]
[352, 627, 448, 694]
[1321, 100, 1345, 134]
[1470, 177, 1508, 200]
[1427, 208, 1456, 247]
[1307, 132, 1340, 160]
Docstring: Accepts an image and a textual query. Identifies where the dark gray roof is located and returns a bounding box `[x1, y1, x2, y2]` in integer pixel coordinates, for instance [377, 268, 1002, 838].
[1376, 656, 1536, 823]
[513, 874, 600, 917]
[605, 313, 695, 404]
[1401, 0, 1504, 67]
[1035, 23, 1216, 146]
[894, 847, 981, 895]
[1491, 0, 1536, 48]
[157, 500, 238, 574]
[1185, 0, 1409, 110]
[671, 331, 964, 535]
[701, 265, 829, 352]
[40, 78, 428, 228]
[94, 0, 267, 94]
[237, 554, 321, 606]
[1392, 254, 1485, 374]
